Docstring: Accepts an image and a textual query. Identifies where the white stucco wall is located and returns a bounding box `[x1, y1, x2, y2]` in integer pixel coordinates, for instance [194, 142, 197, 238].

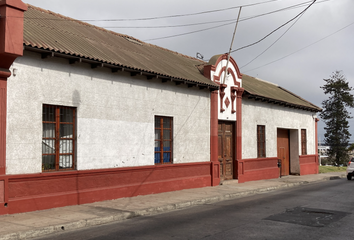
[242, 98, 317, 159]
[6, 51, 211, 174]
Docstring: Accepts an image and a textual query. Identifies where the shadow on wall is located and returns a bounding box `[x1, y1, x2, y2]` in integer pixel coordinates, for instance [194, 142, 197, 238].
[72, 90, 81, 107]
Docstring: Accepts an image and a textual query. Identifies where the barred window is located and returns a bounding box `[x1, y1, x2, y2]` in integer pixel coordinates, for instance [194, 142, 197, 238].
[154, 116, 173, 164]
[257, 125, 266, 158]
[301, 129, 307, 155]
[42, 105, 76, 172]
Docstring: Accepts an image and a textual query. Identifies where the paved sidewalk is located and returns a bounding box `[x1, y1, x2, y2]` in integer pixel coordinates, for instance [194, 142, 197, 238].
[0, 172, 346, 240]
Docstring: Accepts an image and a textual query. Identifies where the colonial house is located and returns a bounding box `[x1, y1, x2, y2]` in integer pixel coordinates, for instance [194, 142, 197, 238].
[0, 1, 321, 215]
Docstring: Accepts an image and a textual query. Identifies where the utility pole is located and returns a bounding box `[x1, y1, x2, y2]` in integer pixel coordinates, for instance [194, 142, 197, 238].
[222, 7, 242, 85]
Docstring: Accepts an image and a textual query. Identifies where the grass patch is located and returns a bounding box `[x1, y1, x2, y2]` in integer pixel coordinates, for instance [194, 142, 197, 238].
[319, 166, 346, 173]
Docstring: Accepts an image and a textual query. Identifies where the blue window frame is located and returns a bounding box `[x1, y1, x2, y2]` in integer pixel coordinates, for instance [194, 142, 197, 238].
[155, 116, 173, 164]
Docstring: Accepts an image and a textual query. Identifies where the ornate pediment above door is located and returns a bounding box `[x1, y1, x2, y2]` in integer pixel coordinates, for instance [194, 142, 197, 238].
[204, 54, 243, 121]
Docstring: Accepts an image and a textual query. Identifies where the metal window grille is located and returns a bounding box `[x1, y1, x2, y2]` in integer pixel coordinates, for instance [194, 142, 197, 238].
[301, 129, 307, 155]
[257, 125, 266, 158]
[154, 116, 173, 164]
[42, 105, 76, 172]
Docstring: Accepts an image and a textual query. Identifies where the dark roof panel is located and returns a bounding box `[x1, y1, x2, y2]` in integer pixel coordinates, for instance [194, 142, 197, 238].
[23, 5, 218, 88]
[242, 74, 321, 111]
[23, 5, 320, 112]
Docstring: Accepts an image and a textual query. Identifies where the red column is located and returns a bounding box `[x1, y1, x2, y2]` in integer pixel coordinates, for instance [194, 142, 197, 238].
[210, 90, 220, 186]
[0, 0, 27, 174]
[235, 88, 244, 179]
[0, 71, 10, 174]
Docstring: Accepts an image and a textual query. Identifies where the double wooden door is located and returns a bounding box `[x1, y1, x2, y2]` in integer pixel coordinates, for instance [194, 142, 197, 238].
[218, 122, 234, 180]
[277, 129, 290, 176]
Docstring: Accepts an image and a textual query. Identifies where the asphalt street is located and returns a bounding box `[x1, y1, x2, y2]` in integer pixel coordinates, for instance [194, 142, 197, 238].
[33, 178, 354, 240]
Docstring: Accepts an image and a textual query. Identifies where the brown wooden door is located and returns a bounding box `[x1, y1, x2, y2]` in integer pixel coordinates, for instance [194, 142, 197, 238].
[277, 129, 290, 176]
[218, 122, 234, 180]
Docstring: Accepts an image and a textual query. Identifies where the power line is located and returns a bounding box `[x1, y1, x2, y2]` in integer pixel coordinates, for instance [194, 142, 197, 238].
[81, 0, 280, 22]
[103, 19, 235, 29]
[230, 0, 317, 53]
[242, 20, 354, 73]
[143, 21, 236, 41]
[20, 0, 281, 23]
[101, 0, 325, 29]
[20, 0, 329, 41]
[240, 11, 305, 69]
[141, 0, 326, 42]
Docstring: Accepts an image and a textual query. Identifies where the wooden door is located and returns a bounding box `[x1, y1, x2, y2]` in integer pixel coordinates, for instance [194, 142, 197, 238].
[277, 129, 290, 176]
[218, 122, 234, 180]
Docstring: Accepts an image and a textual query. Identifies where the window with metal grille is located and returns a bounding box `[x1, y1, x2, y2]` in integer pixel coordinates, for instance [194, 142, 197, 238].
[257, 125, 266, 158]
[301, 129, 307, 155]
[154, 116, 173, 164]
[42, 105, 76, 172]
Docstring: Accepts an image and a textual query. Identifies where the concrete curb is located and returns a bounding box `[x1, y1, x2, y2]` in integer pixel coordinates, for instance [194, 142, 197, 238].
[0, 174, 346, 240]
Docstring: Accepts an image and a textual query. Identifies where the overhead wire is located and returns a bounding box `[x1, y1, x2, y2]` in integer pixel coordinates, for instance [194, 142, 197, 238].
[102, 0, 326, 29]
[80, 0, 280, 22]
[242, 20, 354, 73]
[143, 22, 236, 41]
[230, 0, 317, 53]
[102, 19, 235, 29]
[15, 0, 279, 23]
[142, 0, 327, 42]
[240, 11, 305, 69]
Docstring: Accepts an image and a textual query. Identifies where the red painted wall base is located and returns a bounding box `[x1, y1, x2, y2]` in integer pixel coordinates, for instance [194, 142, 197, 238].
[237, 157, 280, 183]
[211, 161, 220, 186]
[299, 154, 319, 175]
[0, 162, 212, 215]
[237, 155, 319, 183]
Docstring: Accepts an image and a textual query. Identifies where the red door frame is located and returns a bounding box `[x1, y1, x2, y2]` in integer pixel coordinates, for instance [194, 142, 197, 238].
[277, 129, 290, 176]
[218, 121, 235, 180]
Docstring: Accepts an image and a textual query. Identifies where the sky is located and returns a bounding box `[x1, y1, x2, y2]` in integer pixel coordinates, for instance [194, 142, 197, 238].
[23, 0, 354, 143]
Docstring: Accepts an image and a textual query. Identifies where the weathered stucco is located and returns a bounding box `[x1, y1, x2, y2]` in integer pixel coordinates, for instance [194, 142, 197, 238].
[6, 51, 211, 174]
[242, 98, 316, 159]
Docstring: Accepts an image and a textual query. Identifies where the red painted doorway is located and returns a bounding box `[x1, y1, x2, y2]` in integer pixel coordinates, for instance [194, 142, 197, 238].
[277, 129, 290, 176]
[218, 122, 234, 180]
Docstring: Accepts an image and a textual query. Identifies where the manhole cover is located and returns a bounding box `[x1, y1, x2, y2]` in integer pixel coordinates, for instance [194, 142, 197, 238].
[265, 207, 350, 227]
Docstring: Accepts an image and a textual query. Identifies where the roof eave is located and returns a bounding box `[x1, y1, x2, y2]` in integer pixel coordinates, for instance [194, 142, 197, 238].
[23, 45, 219, 91]
[244, 91, 322, 112]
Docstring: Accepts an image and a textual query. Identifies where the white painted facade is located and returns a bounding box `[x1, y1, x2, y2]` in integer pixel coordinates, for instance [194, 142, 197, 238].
[242, 98, 317, 159]
[6, 51, 211, 175]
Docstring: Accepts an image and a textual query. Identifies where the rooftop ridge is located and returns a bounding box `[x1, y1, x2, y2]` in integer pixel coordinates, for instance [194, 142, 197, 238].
[253, 76, 278, 87]
[25, 4, 205, 64]
[26, 4, 138, 41]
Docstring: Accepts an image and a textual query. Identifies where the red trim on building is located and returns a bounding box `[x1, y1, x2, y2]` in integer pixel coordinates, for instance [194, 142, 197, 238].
[0, 0, 26, 179]
[298, 118, 320, 175]
[213, 67, 241, 87]
[219, 84, 227, 112]
[0, 1, 27, 206]
[0, 0, 27, 69]
[210, 90, 220, 186]
[299, 154, 318, 175]
[235, 88, 244, 179]
[0, 78, 7, 175]
[0, 162, 212, 215]
[205, 54, 243, 182]
[237, 157, 279, 183]
[208, 54, 242, 80]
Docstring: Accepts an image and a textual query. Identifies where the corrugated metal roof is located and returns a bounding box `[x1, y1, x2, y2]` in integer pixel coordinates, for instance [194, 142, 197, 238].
[23, 5, 218, 88]
[23, 5, 321, 111]
[242, 74, 321, 111]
